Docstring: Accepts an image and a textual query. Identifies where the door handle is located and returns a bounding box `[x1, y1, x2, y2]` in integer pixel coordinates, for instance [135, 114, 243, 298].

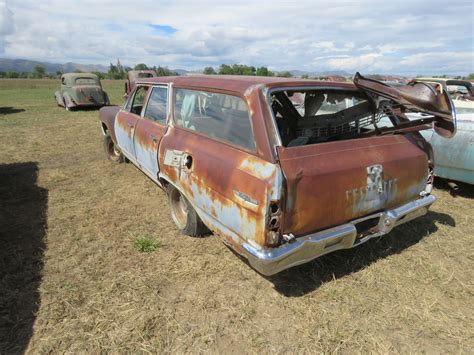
[150, 135, 158, 143]
[128, 123, 134, 129]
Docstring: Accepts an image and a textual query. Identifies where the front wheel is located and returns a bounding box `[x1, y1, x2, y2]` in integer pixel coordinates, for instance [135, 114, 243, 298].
[167, 184, 209, 237]
[103, 133, 124, 163]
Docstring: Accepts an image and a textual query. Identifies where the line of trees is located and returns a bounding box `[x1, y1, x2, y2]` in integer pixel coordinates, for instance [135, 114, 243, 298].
[0, 60, 179, 79]
[203, 64, 293, 77]
[102, 60, 179, 80]
[1, 60, 473, 81]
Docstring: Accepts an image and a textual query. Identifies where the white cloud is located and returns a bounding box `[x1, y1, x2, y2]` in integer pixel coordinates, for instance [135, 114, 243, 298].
[0, 1, 13, 34]
[2, 0, 474, 75]
[0, 0, 14, 53]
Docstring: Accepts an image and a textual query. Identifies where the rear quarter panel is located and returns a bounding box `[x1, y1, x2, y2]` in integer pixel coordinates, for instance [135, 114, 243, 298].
[99, 106, 121, 142]
[424, 115, 474, 184]
[158, 126, 281, 249]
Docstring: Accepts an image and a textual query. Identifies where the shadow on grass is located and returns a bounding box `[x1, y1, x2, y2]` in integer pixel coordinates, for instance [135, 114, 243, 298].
[0, 162, 48, 353]
[265, 210, 455, 297]
[0, 107, 26, 115]
[60, 105, 108, 112]
[434, 178, 474, 199]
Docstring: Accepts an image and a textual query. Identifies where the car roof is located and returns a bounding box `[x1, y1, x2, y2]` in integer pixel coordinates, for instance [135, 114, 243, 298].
[136, 75, 355, 95]
[416, 77, 472, 88]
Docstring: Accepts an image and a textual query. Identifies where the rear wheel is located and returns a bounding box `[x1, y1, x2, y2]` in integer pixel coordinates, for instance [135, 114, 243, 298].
[167, 184, 209, 237]
[103, 133, 124, 163]
[103, 92, 110, 106]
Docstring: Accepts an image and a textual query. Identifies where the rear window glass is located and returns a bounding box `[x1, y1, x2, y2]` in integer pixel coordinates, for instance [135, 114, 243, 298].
[173, 89, 256, 151]
[75, 78, 98, 85]
[272, 89, 384, 146]
[138, 73, 154, 78]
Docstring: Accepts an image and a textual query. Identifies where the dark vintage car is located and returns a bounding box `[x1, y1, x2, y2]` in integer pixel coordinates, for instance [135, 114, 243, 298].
[98, 74, 455, 275]
[124, 70, 157, 98]
[55, 73, 109, 111]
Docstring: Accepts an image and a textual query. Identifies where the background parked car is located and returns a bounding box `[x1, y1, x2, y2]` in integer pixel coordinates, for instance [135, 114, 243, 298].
[54, 73, 109, 111]
[410, 78, 474, 185]
[124, 70, 157, 98]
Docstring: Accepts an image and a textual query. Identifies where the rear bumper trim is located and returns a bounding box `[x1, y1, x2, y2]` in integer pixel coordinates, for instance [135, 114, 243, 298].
[242, 195, 436, 276]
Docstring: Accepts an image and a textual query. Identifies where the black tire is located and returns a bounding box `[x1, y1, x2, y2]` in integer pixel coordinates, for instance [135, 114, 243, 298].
[103, 92, 110, 106]
[103, 133, 124, 163]
[167, 184, 209, 237]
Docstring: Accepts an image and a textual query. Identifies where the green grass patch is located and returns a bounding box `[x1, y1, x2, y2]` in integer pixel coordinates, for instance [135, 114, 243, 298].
[133, 235, 161, 253]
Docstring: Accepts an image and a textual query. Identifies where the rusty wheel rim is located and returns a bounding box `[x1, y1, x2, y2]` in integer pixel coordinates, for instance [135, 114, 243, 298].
[108, 139, 121, 161]
[170, 188, 188, 230]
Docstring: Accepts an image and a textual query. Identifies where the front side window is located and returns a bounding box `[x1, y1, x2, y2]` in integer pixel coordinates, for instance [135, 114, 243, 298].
[173, 89, 256, 151]
[144, 86, 168, 123]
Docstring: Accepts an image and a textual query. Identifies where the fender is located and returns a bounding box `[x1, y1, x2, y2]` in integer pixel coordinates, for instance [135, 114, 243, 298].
[62, 92, 75, 108]
[54, 91, 63, 106]
[99, 106, 121, 143]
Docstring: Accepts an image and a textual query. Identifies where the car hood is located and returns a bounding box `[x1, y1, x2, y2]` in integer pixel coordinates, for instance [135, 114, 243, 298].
[354, 73, 456, 138]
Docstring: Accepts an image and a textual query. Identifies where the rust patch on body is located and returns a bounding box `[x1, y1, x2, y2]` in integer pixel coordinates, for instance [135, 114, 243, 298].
[159, 125, 280, 247]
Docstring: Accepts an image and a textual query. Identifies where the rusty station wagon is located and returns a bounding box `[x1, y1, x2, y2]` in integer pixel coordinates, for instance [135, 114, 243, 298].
[98, 74, 455, 275]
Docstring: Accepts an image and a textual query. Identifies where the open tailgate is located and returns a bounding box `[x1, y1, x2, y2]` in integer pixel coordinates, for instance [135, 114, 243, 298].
[354, 73, 456, 138]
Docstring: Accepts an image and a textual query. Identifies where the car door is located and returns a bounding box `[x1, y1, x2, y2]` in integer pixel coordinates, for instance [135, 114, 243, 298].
[159, 88, 281, 247]
[115, 85, 150, 160]
[133, 85, 169, 181]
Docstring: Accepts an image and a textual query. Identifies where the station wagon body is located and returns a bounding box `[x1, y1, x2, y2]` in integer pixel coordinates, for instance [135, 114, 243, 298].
[99, 74, 455, 275]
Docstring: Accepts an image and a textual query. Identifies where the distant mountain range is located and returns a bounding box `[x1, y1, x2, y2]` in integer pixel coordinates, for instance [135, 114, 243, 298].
[0, 58, 109, 73]
[0, 58, 352, 77]
[0, 58, 190, 75]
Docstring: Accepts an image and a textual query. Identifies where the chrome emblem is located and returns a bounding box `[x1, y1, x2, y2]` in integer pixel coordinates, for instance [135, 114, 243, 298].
[346, 164, 397, 203]
[367, 164, 384, 194]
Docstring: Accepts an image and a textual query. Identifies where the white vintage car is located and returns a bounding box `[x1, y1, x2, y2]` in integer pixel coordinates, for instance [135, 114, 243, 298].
[409, 78, 473, 185]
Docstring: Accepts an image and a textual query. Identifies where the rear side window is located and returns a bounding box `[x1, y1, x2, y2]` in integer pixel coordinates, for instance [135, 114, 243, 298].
[144, 86, 167, 124]
[173, 89, 256, 151]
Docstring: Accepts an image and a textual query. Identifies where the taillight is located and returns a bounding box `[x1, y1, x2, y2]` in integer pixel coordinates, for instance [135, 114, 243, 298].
[266, 201, 281, 246]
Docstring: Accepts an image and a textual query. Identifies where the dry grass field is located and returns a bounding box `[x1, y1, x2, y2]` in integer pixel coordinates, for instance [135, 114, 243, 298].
[0, 79, 473, 353]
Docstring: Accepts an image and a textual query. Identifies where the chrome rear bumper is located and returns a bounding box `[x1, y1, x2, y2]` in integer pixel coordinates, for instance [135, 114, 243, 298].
[242, 195, 436, 276]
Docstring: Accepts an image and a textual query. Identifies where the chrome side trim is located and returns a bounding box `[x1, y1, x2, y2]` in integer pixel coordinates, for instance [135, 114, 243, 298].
[241, 195, 436, 276]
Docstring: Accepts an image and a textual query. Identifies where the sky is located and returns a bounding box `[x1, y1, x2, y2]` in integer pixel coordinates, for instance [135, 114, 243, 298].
[0, 0, 473, 75]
